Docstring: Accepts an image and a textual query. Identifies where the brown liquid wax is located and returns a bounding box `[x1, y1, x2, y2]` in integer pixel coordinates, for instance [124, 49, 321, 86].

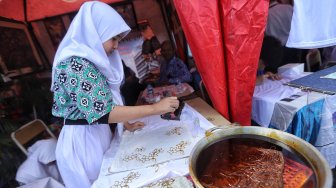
[197, 138, 316, 188]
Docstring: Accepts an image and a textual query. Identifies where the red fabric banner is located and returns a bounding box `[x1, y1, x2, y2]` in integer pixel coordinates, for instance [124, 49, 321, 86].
[174, 0, 268, 125]
[173, 0, 229, 118]
[0, 0, 122, 22]
[220, 0, 269, 125]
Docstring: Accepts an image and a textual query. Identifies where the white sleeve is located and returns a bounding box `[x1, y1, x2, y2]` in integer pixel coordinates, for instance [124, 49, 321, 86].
[286, 0, 336, 48]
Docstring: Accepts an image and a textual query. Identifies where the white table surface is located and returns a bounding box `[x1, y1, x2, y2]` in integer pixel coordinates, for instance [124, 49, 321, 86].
[252, 73, 306, 127]
[252, 70, 336, 168]
[92, 104, 215, 188]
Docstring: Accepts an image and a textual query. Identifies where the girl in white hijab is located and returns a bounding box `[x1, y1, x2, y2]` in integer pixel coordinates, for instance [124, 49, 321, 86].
[51, 2, 179, 187]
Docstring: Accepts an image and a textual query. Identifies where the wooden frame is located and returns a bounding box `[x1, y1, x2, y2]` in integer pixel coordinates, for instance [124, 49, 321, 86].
[0, 21, 43, 78]
[112, 1, 138, 29]
[43, 16, 67, 50]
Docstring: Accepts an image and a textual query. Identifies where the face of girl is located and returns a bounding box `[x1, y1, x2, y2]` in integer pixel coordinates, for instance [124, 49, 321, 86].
[103, 35, 122, 55]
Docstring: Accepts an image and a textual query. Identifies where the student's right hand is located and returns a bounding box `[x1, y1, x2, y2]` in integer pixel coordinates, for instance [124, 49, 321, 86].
[264, 72, 281, 80]
[152, 97, 179, 115]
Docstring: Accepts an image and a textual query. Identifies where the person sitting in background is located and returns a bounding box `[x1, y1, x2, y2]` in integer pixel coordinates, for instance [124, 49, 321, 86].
[120, 62, 146, 106]
[265, 0, 293, 46]
[266, 0, 302, 65]
[139, 21, 161, 67]
[256, 36, 282, 85]
[159, 40, 192, 85]
[139, 21, 161, 84]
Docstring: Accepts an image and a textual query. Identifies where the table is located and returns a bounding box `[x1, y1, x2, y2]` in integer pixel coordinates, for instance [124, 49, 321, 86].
[185, 97, 230, 127]
[92, 98, 230, 187]
[252, 75, 305, 127]
[136, 83, 230, 126]
[252, 72, 336, 168]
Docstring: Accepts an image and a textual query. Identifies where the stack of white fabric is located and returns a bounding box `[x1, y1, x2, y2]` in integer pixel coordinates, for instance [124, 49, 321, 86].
[92, 104, 215, 188]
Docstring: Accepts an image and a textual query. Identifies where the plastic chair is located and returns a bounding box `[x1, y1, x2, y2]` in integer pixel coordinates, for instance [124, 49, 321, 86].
[306, 49, 322, 72]
[11, 119, 56, 155]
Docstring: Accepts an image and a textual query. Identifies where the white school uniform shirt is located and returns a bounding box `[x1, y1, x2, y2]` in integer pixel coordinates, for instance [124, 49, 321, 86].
[286, 0, 336, 49]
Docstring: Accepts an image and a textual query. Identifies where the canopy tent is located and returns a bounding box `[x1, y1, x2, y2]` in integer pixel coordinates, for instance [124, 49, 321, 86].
[174, 0, 269, 125]
[0, 0, 121, 22]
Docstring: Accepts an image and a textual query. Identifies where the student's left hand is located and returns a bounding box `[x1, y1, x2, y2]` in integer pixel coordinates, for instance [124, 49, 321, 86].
[124, 121, 145, 132]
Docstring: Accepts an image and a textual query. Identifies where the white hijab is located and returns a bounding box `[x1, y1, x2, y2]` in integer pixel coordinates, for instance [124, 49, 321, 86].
[51, 1, 130, 106]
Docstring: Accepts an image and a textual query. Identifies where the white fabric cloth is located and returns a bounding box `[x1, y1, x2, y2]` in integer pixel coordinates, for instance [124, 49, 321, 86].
[270, 91, 326, 131]
[93, 105, 215, 187]
[92, 158, 189, 188]
[252, 74, 303, 127]
[27, 139, 57, 164]
[56, 124, 112, 188]
[277, 63, 304, 76]
[16, 139, 62, 185]
[108, 123, 197, 173]
[18, 177, 64, 188]
[270, 92, 336, 168]
[265, 1, 293, 45]
[103, 104, 212, 174]
[315, 95, 336, 167]
[287, 0, 336, 48]
[252, 66, 336, 167]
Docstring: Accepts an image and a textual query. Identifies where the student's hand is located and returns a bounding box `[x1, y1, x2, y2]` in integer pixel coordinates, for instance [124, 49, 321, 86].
[152, 97, 179, 115]
[124, 121, 145, 132]
[264, 72, 281, 80]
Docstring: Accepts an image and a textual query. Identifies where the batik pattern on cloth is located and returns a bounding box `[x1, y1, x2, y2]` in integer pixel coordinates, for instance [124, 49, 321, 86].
[94, 105, 216, 187]
[106, 118, 200, 173]
[143, 177, 175, 188]
[91, 158, 189, 188]
[52, 56, 115, 123]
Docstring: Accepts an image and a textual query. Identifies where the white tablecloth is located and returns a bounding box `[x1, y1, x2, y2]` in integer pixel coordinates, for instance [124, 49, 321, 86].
[252, 71, 336, 168]
[92, 104, 215, 188]
[252, 74, 306, 127]
[270, 92, 326, 131]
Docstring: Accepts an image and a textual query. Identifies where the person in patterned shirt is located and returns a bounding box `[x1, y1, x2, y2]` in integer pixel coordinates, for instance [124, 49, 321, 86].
[50, 2, 179, 188]
[159, 40, 192, 85]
